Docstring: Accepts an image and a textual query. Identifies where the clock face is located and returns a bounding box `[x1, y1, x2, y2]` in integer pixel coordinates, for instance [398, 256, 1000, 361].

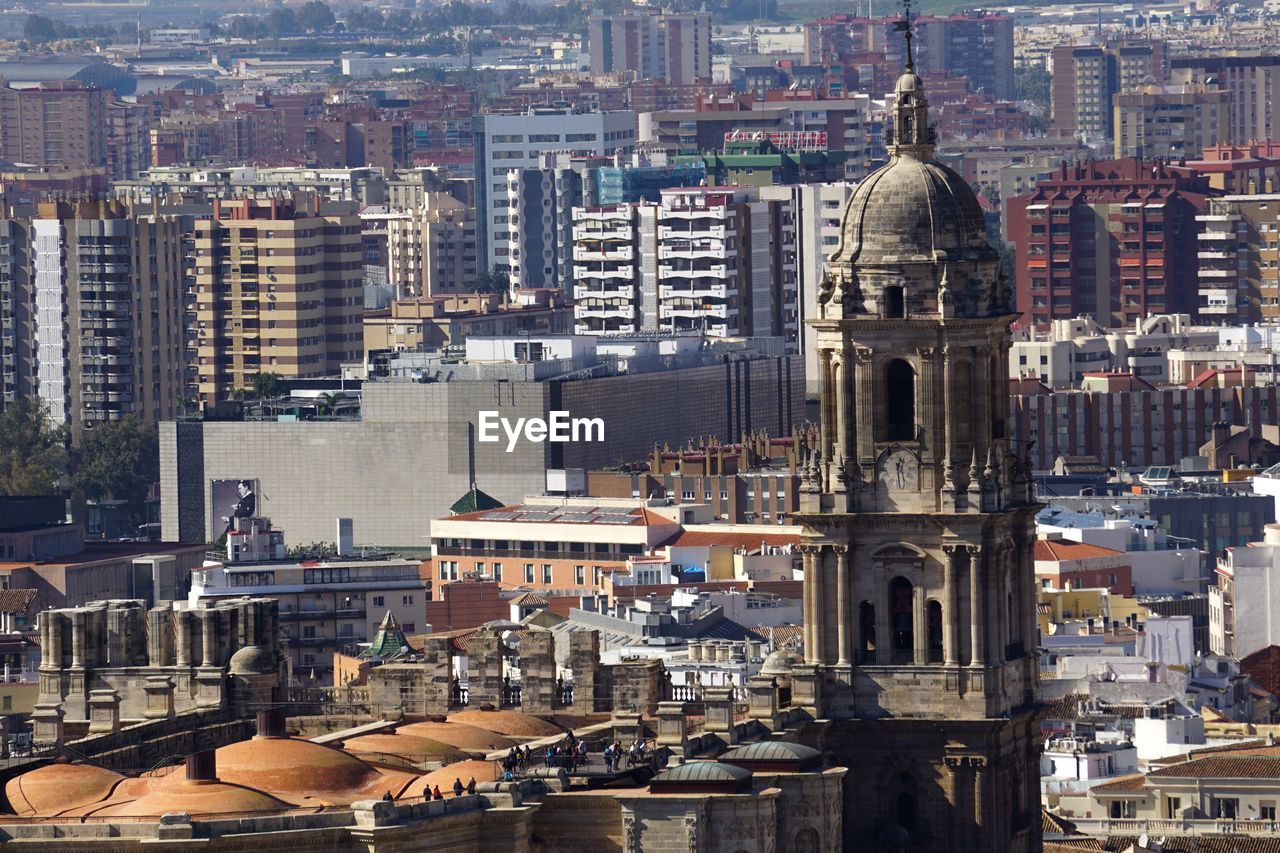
[880, 449, 918, 492]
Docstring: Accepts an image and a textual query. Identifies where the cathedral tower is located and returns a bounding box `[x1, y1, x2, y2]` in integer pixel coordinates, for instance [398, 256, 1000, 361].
[793, 18, 1043, 853]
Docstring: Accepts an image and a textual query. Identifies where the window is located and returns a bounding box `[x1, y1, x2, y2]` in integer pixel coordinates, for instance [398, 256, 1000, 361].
[373, 595, 385, 607]
[885, 359, 916, 441]
[525, 563, 535, 583]
[542, 564, 553, 584]
[1262, 802, 1276, 821]
[302, 626, 316, 639]
[884, 285, 905, 318]
[1109, 800, 1137, 819]
[1165, 796, 1181, 819]
[1211, 798, 1238, 819]
[890, 577, 914, 659]
[402, 622, 415, 633]
[475, 561, 485, 575]
[493, 563, 503, 582]
[682, 490, 695, 500]
[575, 565, 586, 586]
[402, 595, 414, 606]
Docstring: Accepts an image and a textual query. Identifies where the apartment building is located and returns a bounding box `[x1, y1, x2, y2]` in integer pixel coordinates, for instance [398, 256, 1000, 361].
[104, 100, 152, 183]
[588, 9, 711, 85]
[429, 498, 683, 595]
[189, 519, 427, 682]
[1007, 159, 1216, 328]
[0, 201, 186, 437]
[472, 108, 638, 276]
[1050, 41, 1168, 144]
[1197, 193, 1280, 323]
[760, 181, 855, 395]
[385, 193, 477, 298]
[1113, 84, 1230, 160]
[0, 81, 108, 171]
[572, 186, 797, 345]
[191, 198, 363, 402]
[1172, 53, 1280, 145]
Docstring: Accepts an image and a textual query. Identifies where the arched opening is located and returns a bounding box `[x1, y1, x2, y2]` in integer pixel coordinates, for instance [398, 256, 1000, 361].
[859, 600, 876, 663]
[884, 285, 905, 319]
[927, 600, 943, 663]
[885, 359, 915, 441]
[896, 790, 917, 833]
[889, 577, 914, 663]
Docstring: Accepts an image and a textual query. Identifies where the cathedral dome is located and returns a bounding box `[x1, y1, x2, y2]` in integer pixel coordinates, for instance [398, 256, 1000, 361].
[822, 68, 1005, 319]
[835, 155, 990, 267]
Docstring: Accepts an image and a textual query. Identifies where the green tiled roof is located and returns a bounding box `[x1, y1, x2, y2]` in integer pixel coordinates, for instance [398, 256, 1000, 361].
[361, 610, 410, 659]
[450, 486, 504, 515]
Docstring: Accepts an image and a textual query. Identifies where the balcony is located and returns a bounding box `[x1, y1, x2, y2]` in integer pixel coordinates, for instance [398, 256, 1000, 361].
[1198, 268, 1238, 278]
[573, 246, 633, 262]
[576, 305, 635, 320]
[660, 283, 727, 300]
[574, 284, 635, 300]
[661, 304, 730, 319]
[660, 263, 729, 279]
[574, 265, 634, 281]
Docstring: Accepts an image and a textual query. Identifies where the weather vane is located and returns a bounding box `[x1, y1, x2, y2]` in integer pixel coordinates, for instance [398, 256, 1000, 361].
[895, 0, 915, 71]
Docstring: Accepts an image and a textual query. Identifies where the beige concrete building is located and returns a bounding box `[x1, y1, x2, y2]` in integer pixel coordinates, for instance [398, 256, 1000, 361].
[0, 200, 186, 438]
[1172, 53, 1280, 145]
[192, 198, 363, 402]
[362, 292, 571, 360]
[1197, 193, 1280, 322]
[1114, 84, 1230, 160]
[385, 194, 477, 298]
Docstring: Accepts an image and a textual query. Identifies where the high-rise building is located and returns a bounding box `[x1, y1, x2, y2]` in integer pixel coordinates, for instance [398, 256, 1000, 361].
[1007, 159, 1216, 328]
[794, 64, 1041, 851]
[385, 194, 478, 298]
[472, 108, 638, 276]
[0, 81, 108, 171]
[571, 187, 797, 345]
[0, 201, 186, 437]
[105, 100, 152, 182]
[191, 198, 363, 402]
[1197, 194, 1280, 324]
[588, 9, 712, 85]
[760, 182, 857, 397]
[1051, 41, 1168, 145]
[1172, 53, 1280, 145]
[1113, 84, 1230, 160]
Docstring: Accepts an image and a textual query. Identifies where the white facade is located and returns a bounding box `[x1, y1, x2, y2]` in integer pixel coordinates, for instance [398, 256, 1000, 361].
[1210, 523, 1280, 658]
[475, 109, 637, 275]
[1132, 714, 1206, 763]
[571, 187, 797, 345]
[1037, 512, 1204, 596]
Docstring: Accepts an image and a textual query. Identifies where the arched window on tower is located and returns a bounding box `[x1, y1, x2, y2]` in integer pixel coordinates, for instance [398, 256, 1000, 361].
[889, 577, 914, 663]
[927, 600, 943, 663]
[859, 600, 876, 664]
[884, 285, 904, 319]
[897, 789, 917, 833]
[885, 359, 916, 441]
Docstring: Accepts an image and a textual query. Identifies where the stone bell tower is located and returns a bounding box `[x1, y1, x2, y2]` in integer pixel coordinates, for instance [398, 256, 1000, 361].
[791, 8, 1043, 852]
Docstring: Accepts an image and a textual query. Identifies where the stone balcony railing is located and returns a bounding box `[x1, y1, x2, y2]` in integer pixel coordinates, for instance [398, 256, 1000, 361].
[1065, 817, 1280, 838]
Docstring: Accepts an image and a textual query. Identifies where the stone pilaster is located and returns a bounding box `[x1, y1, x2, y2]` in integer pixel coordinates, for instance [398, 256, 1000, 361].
[702, 685, 737, 744]
[518, 630, 555, 714]
[31, 703, 64, 745]
[87, 688, 121, 734]
[144, 675, 176, 720]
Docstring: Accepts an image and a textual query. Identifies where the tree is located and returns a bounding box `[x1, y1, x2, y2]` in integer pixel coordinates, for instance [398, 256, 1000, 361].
[263, 7, 300, 36]
[23, 14, 58, 43]
[0, 401, 67, 496]
[73, 418, 159, 526]
[317, 391, 347, 416]
[251, 372, 286, 401]
[297, 0, 336, 32]
[467, 268, 511, 295]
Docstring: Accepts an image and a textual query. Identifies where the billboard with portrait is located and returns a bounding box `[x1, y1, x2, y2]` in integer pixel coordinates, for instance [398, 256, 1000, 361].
[210, 478, 259, 541]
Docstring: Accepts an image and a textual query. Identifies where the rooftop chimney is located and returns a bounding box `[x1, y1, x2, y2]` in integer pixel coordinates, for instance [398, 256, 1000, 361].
[256, 707, 287, 739]
[186, 750, 218, 782]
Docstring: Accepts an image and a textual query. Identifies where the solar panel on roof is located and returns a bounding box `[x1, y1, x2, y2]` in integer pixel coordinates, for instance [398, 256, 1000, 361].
[597, 516, 635, 524]
[483, 512, 518, 520]
[519, 512, 556, 521]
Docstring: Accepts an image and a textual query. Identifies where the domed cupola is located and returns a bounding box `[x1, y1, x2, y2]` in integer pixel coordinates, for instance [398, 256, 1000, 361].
[819, 27, 1007, 322]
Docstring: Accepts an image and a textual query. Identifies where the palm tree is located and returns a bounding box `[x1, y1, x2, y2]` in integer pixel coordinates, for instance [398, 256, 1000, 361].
[317, 391, 347, 417]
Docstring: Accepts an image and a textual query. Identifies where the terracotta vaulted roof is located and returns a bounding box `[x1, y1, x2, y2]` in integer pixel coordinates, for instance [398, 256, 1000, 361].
[0, 588, 37, 614]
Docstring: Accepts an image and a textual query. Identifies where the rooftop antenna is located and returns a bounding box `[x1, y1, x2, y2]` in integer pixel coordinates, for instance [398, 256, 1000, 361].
[895, 0, 915, 72]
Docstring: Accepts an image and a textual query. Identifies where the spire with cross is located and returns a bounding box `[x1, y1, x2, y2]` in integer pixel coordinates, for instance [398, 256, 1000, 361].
[895, 0, 915, 71]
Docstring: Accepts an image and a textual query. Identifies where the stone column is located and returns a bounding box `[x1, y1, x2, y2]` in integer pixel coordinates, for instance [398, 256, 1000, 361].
[87, 689, 121, 734]
[913, 583, 927, 665]
[702, 685, 737, 745]
[746, 675, 779, 730]
[942, 545, 962, 666]
[144, 675, 176, 720]
[519, 630, 555, 714]
[801, 546, 819, 664]
[655, 700, 689, 755]
[569, 630, 600, 715]
[31, 703, 64, 745]
[201, 609, 218, 667]
[968, 546, 985, 667]
[819, 350, 834, 460]
[918, 346, 937, 458]
[835, 546, 851, 666]
[855, 347, 875, 460]
[175, 610, 192, 667]
[70, 611, 86, 668]
[465, 629, 504, 708]
[49, 612, 64, 668]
